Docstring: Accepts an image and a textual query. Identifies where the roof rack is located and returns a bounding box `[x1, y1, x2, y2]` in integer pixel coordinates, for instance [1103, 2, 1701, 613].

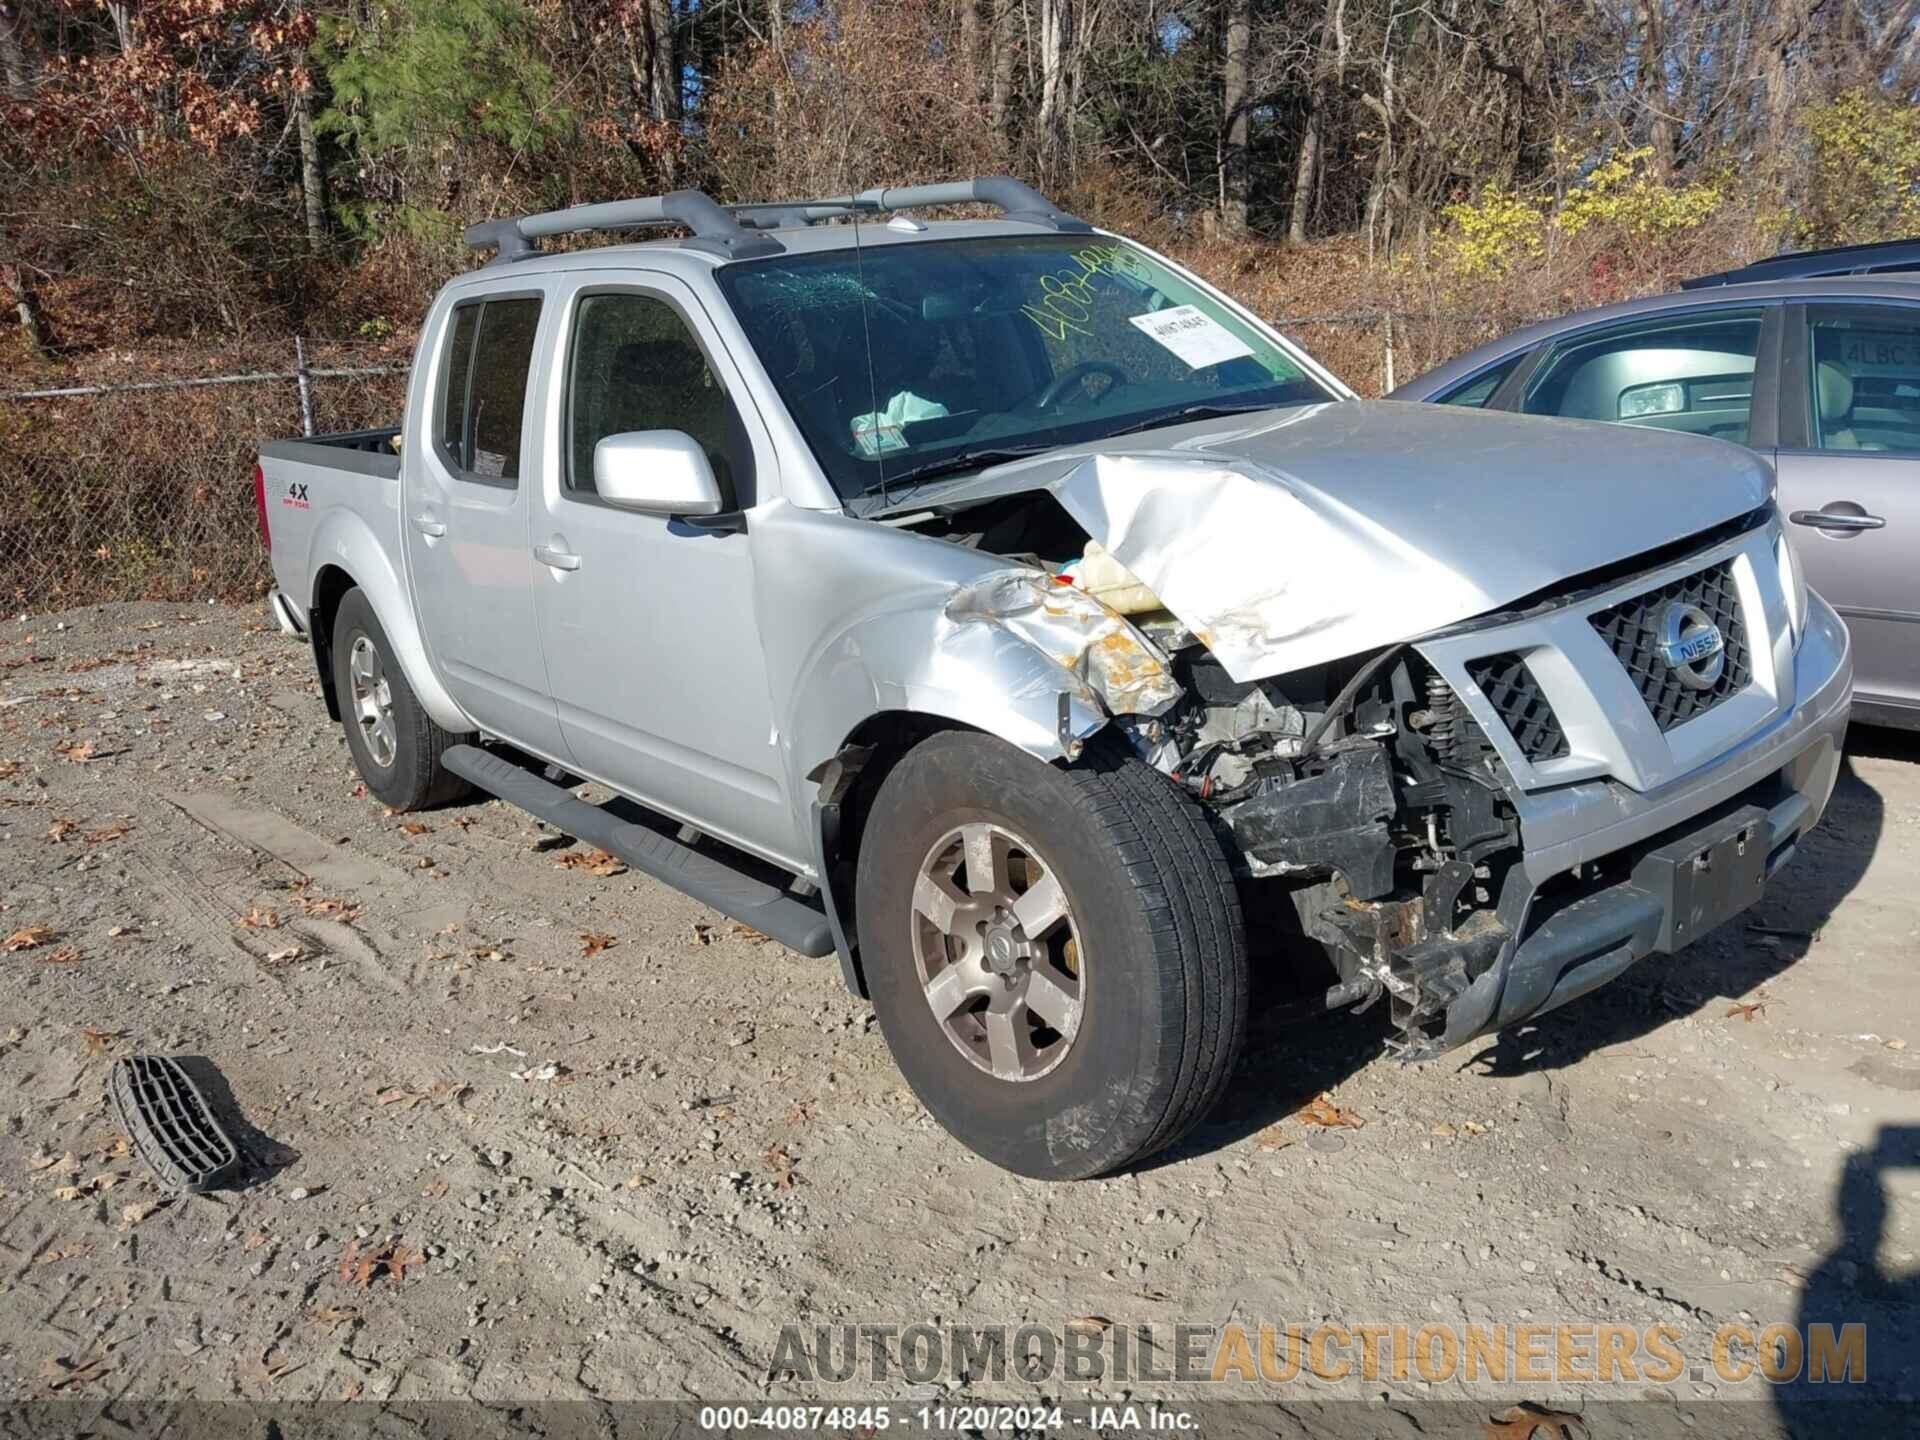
[464, 190, 783, 264]
[464, 176, 1090, 263]
[1680, 236, 1920, 289]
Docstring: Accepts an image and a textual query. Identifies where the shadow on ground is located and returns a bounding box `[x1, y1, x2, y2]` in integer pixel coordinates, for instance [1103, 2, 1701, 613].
[1777, 1123, 1920, 1435]
[176, 1055, 300, 1192]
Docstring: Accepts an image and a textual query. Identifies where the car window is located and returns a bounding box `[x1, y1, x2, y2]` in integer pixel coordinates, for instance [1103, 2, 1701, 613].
[1806, 304, 1920, 455]
[1522, 309, 1762, 445]
[436, 296, 542, 483]
[566, 292, 750, 504]
[715, 235, 1334, 500]
[1434, 352, 1526, 407]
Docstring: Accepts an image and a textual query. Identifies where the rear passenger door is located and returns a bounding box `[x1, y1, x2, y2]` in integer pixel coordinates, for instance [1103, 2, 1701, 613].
[403, 284, 566, 756]
[1775, 301, 1920, 716]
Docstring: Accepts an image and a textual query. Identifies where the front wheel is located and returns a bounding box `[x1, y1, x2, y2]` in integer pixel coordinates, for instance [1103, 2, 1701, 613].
[855, 731, 1247, 1179]
[330, 588, 469, 812]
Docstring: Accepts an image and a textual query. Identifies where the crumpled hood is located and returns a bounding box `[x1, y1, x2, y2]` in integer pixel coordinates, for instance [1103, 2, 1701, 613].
[890, 399, 1774, 682]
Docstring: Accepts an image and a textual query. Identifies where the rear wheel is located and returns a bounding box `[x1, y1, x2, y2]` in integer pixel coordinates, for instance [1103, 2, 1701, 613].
[331, 588, 469, 811]
[856, 730, 1247, 1179]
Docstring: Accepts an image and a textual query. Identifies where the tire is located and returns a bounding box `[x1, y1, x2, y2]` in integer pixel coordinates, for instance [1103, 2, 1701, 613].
[331, 588, 469, 812]
[855, 730, 1247, 1180]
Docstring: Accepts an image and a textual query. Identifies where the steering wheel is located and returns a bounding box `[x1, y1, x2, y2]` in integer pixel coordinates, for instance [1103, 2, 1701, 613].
[1033, 361, 1129, 411]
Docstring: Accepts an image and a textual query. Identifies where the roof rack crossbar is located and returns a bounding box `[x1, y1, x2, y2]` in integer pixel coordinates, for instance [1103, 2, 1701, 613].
[464, 190, 784, 264]
[811, 177, 1092, 233]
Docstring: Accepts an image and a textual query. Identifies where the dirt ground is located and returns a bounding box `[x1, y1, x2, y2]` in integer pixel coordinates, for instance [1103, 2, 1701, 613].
[2, 601, 1917, 1430]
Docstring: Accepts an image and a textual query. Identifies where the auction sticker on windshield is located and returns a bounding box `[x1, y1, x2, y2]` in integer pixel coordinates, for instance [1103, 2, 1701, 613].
[1129, 304, 1255, 369]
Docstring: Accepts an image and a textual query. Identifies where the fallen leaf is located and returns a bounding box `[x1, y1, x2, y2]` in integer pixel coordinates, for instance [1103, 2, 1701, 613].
[466, 945, 505, 961]
[298, 894, 362, 922]
[1484, 1403, 1588, 1440]
[1066, 1315, 1114, 1335]
[244, 1230, 272, 1250]
[81, 1027, 123, 1055]
[265, 944, 304, 962]
[119, 1200, 166, 1230]
[398, 821, 431, 836]
[555, 847, 627, 877]
[309, 1304, 360, 1327]
[1296, 1094, 1365, 1129]
[84, 820, 130, 844]
[107, 924, 137, 937]
[421, 1179, 448, 1200]
[337, 1239, 426, 1289]
[728, 921, 773, 944]
[5, 924, 57, 952]
[45, 816, 79, 841]
[580, 932, 617, 957]
[1253, 1123, 1298, 1152]
[691, 922, 715, 946]
[1726, 1001, 1768, 1023]
[763, 1143, 799, 1190]
[54, 740, 96, 764]
[39, 1352, 111, 1391]
[0, 759, 19, 779]
[237, 906, 280, 930]
[40, 945, 82, 965]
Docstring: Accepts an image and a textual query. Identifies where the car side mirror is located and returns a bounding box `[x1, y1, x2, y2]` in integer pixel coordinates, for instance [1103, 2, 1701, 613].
[593, 431, 723, 517]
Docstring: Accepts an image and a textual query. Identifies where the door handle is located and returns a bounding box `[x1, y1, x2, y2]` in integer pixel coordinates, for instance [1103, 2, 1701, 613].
[411, 513, 447, 538]
[1789, 509, 1886, 533]
[533, 544, 581, 572]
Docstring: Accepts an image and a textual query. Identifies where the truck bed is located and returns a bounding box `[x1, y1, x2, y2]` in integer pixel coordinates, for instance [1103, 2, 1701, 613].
[260, 426, 402, 481]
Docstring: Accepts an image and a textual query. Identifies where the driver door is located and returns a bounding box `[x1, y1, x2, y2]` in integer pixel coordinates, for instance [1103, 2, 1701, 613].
[530, 274, 802, 867]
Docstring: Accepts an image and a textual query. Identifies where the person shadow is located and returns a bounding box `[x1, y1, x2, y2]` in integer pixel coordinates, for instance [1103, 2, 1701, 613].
[1776, 1123, 1920, 1435]
[1461, 724, 1900, 1077]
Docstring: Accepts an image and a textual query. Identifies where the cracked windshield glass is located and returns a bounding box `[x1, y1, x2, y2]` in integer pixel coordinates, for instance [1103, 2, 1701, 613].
[715, 234, 1333, 500]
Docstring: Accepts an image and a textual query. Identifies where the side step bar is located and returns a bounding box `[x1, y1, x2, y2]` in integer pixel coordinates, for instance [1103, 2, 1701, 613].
[442, 744, 835, 957]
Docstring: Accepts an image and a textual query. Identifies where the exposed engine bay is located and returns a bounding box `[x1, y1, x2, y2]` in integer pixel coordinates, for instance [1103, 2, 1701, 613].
[899, 489, 1526, 1059]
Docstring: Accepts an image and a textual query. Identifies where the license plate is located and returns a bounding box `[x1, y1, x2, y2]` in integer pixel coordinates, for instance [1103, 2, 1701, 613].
[1632, 805, 1770, 953]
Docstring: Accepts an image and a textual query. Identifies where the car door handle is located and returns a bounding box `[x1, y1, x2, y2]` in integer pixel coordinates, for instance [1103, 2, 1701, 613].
[1789, 509, 1886, 532]
[533, 544, 581, 572]
[411, 513, 447, 538]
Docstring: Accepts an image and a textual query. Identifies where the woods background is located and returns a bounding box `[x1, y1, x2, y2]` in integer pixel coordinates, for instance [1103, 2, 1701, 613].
[2, 0, 1918, 607]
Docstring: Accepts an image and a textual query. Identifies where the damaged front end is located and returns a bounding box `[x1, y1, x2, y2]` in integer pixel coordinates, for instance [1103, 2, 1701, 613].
[934, 548, 1523, 1062]
[1158, 641, 1522, 1060]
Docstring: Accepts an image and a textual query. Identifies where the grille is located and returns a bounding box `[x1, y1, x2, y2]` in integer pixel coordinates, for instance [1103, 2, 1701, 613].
[1588, 559, 1751, 731]
[1464, 653, 1569, 762]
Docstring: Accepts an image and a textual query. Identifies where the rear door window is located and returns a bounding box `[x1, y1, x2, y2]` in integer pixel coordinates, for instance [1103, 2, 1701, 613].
[1805, 304, 1920, 454]
[1522, 309, 1762, 445]
[435, 295, 543, 483]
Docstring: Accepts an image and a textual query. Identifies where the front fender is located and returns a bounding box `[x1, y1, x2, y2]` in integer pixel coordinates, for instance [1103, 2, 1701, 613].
[750, 501, 1179, 846]
[304, 505, 471, 735]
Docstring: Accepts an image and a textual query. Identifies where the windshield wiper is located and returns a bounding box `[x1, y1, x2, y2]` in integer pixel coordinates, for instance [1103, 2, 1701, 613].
[1101, 400, 1280, 439]
[864, 444, 1056, 497]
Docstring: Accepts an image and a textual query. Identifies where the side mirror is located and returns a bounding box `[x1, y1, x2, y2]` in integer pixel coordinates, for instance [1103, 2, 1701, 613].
[593, 431, 723, 516]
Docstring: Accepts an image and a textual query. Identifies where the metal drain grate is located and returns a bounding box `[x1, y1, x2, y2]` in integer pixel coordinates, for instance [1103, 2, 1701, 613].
[109, 1055, 240, 1192]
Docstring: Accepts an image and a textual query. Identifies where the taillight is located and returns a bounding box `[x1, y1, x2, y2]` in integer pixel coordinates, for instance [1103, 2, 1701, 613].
[252, 463, 271, 550]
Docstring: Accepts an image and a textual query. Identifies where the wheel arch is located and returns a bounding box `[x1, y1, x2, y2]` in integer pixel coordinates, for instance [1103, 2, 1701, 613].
[301, 508, 470, 734]
[808, 710, 996, 999]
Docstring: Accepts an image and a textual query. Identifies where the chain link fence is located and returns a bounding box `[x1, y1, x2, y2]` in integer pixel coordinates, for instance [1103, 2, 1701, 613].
[0, 307, 1531, 615]
[1, 343, 409, 612]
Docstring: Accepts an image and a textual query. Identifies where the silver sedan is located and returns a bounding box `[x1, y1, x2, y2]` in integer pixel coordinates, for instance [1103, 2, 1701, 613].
[1392, 276, 1920, 729]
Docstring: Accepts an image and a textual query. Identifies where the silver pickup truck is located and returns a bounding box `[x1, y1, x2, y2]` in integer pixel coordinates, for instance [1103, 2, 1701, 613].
[257, 177, 1853, 1180]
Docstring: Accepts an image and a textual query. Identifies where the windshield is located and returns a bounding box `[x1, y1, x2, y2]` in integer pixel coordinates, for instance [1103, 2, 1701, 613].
[714, 234, 1335, 501]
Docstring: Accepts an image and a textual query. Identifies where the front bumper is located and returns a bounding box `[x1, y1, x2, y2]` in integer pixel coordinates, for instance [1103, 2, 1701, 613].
[1425, 591, 1852, 1054]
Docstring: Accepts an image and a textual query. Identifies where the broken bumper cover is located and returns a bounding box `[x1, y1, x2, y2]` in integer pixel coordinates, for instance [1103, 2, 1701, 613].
[1427, 592, 1852, 1056]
